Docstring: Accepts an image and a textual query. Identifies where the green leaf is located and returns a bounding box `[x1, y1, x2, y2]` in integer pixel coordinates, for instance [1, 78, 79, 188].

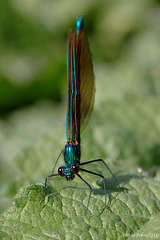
[0, 172, 160, 239]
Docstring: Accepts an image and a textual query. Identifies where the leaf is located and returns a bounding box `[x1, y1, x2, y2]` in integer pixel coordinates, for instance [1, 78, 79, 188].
[0, 172, 160, 239]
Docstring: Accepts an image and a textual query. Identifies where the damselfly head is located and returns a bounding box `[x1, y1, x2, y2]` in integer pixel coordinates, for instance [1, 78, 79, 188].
[58, 164, 79, 180]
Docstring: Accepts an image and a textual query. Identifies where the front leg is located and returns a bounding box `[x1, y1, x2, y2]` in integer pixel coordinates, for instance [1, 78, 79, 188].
[76, 173, 92, 218]
[40, 173, 59, 205]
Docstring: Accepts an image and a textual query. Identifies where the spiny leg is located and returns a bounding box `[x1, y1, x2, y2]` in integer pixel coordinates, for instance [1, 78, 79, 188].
[80, 159, 120, 188]
[80, 168, 107, 208]
[40, 173, 59, 205]
[77, 173, 92, 217]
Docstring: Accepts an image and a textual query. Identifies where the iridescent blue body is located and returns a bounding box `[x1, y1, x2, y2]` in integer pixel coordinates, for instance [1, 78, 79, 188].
[62, 143, 80, 180]
[41, 16, 120, 216]
[64, 144, 80, 166]
[76, 17, 83, 30]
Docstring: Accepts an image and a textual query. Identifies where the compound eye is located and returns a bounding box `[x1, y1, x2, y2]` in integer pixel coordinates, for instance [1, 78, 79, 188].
[58, 167, 64, 176]
[72, 164, 79, 174]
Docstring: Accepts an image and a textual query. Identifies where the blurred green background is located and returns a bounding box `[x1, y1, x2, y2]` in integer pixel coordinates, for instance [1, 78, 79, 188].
[1, 0, 160, 213]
